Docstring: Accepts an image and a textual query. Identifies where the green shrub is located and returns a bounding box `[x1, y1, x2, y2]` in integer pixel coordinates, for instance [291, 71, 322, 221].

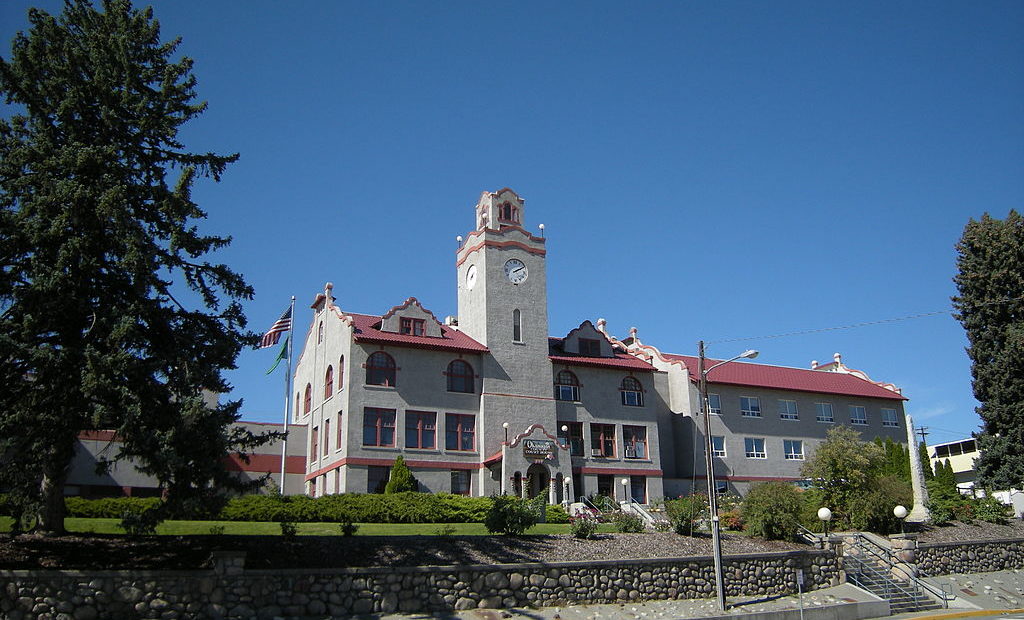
[484, 495, 537, 535]
[208, 525, 225, 536]
[545, 503, 570, 524]
[611, 511, 645, 533]
[279, 520, 297, 539]
[974, 495, 1010, 524]
[848, 475, 912, 534]
[385, 456, 419, 493]
[570, 515, 598, 539]
[65, 496, 162, 519]
[741, 481, 803, 541]
[653, 519, 671, 532]
[339, 521, 359, 536]
[217, 492, 491, 524]
[665, 493, 708, 536]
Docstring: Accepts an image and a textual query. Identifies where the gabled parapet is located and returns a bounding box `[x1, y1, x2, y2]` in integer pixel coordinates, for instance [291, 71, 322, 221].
[811, 352, 902, 395]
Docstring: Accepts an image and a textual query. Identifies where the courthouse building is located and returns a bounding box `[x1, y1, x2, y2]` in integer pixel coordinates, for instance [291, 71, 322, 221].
[294, 188, 908, 503]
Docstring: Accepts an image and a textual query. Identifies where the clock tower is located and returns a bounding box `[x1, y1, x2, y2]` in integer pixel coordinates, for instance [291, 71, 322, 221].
[455, 188, 556, 461]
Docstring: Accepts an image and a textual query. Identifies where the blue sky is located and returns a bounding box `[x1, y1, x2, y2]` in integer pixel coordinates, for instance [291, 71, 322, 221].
[3, 1, 1022, 445]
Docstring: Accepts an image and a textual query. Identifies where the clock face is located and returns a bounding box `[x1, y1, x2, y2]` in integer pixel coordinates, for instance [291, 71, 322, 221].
[504, 258, 528, 284]
[465, 264, 477, 290]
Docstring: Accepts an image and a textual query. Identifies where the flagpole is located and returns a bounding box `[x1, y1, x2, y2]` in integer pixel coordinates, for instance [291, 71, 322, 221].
[279, 296, 296, 494]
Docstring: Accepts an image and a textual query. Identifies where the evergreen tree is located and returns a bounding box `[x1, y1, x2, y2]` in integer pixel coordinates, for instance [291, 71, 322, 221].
[918, 441, 934, 481]
[385, 456, 418, 493]
[0, 0, 273, 534]
[953, 211, 1024, 491]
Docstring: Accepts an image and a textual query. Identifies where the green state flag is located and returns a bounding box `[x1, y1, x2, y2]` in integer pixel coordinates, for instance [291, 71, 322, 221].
[266, 336, 289, 374]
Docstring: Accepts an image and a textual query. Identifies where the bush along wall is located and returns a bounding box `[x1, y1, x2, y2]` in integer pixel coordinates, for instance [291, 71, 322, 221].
[63, 493, 498, 524]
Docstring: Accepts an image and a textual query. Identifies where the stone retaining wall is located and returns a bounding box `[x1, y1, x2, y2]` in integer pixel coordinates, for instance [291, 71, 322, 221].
[1, 549, 839, 619]
[917, 538, 1024, 576]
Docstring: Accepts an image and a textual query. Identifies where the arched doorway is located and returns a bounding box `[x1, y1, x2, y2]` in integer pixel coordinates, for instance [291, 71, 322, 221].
[526, 463, 549, 500]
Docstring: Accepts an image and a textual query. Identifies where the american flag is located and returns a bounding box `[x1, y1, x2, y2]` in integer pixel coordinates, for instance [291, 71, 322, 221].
[260, 306, 292, 348]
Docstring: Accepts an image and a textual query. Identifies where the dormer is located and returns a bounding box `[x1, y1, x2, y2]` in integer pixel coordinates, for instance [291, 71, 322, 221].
[475, 187, 525, 231]
[378, 297, 444, 338]
[562, 320, 613, 357]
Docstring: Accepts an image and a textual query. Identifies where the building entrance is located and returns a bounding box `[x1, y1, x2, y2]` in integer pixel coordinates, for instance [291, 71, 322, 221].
[526, 463, 549, 499]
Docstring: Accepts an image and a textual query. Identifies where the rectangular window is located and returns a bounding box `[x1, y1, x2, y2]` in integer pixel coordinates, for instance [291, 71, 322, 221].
[451, 470, 471, 495]
[935, 444, 950, 459]
[405, 411, 437, 449]
[778, 399, 799, 420]
[362, 408, 396, 447]
[715, 480, 729, 495]
[311, 426, 319, 461]
[711, 435, 726, 457]
[623, 426, 647, 459]
[740, 396, 762, 417]
[323, 419, 331, 456]
[557, 422, 584, 457]
[367, 465, 389, 493]
[881, 408, 899, 428]
[445, 413, 476, 451]
[590, 423, 616, 458]
[744, 437, 766, 459]
[400, 317, 425, 336]
[578, 338, 601, 356]
[708, 393, 722, 414]
[849, 405, 868, 425]
[815, 403, 834, 423]
[784, 439, 805, 460]
[337, 411, 343, 449]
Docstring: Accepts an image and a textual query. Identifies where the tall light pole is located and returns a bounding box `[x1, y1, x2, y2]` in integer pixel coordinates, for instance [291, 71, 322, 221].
[699, 340, 758, 612]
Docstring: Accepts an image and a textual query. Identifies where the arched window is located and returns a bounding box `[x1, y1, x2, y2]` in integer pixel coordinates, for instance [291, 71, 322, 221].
[621, 376, 644, 407]
[303, 383, 312, 414]
[366, 351, 396, 386]
[554, 370, 580, 402]
[447, 359, 474, 393]
[338, 355, 345, 390]
[324, 365, 334, 399]
[317, 321, 324, 344]
[512, 309, 522, 342]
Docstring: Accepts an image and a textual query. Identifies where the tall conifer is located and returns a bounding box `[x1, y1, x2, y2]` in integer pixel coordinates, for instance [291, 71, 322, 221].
[953, 211, 1024, 491]
[0, 0, 271, 533]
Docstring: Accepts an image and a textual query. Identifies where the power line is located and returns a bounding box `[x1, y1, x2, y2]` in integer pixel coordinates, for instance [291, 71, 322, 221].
[707, 309, 949, 345]
[707, 295, 1024, 345]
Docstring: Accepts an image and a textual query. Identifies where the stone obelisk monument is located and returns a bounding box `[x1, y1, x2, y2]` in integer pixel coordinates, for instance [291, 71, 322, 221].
[905, 413, 932, 524]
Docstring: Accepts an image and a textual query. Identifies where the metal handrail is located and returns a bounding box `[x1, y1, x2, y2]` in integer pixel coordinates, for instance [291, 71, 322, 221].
[850, 534, 951, 607]
[796, 524, 822, 546]
[846, 554, 920, 604]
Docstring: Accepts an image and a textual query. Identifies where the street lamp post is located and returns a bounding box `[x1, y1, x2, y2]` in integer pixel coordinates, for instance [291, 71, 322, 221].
[817, 507, 833, 547]
[699, 340, 758, 612]
[894, 505, 908, 534]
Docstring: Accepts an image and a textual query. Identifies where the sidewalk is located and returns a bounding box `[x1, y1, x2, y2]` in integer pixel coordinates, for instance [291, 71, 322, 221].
[372, 582, 886, 620]
[369, 570, 1024, 620]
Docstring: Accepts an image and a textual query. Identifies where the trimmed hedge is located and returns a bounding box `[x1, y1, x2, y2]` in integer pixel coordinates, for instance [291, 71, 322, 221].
[65, 497, 162, 518]
[218, 492, 493, 523]
[60, 493, 564, 524]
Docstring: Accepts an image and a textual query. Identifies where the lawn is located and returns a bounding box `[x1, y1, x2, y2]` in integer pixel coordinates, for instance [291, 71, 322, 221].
[0, 516, 616, 537]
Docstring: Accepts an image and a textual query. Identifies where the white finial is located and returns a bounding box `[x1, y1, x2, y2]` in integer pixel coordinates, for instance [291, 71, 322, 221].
[538, 223, 545, 238]
[834, 352, 842, 365]
[456, 235, 463, 245]
[325, 282, 333, 292]
[811, 360, 818, 369]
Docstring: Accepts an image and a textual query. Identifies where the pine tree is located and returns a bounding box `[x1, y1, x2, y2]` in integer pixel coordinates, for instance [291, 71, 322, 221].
[953, 211, 1024, 491]
[0, 0, 273, 534]
[385, 456, 418, 493]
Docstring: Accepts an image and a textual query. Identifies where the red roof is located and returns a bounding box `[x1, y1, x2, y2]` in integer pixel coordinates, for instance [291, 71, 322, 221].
[548, 338, 655, 371]
[664, 354, 907, 401]
[348, 313, 488, 353]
